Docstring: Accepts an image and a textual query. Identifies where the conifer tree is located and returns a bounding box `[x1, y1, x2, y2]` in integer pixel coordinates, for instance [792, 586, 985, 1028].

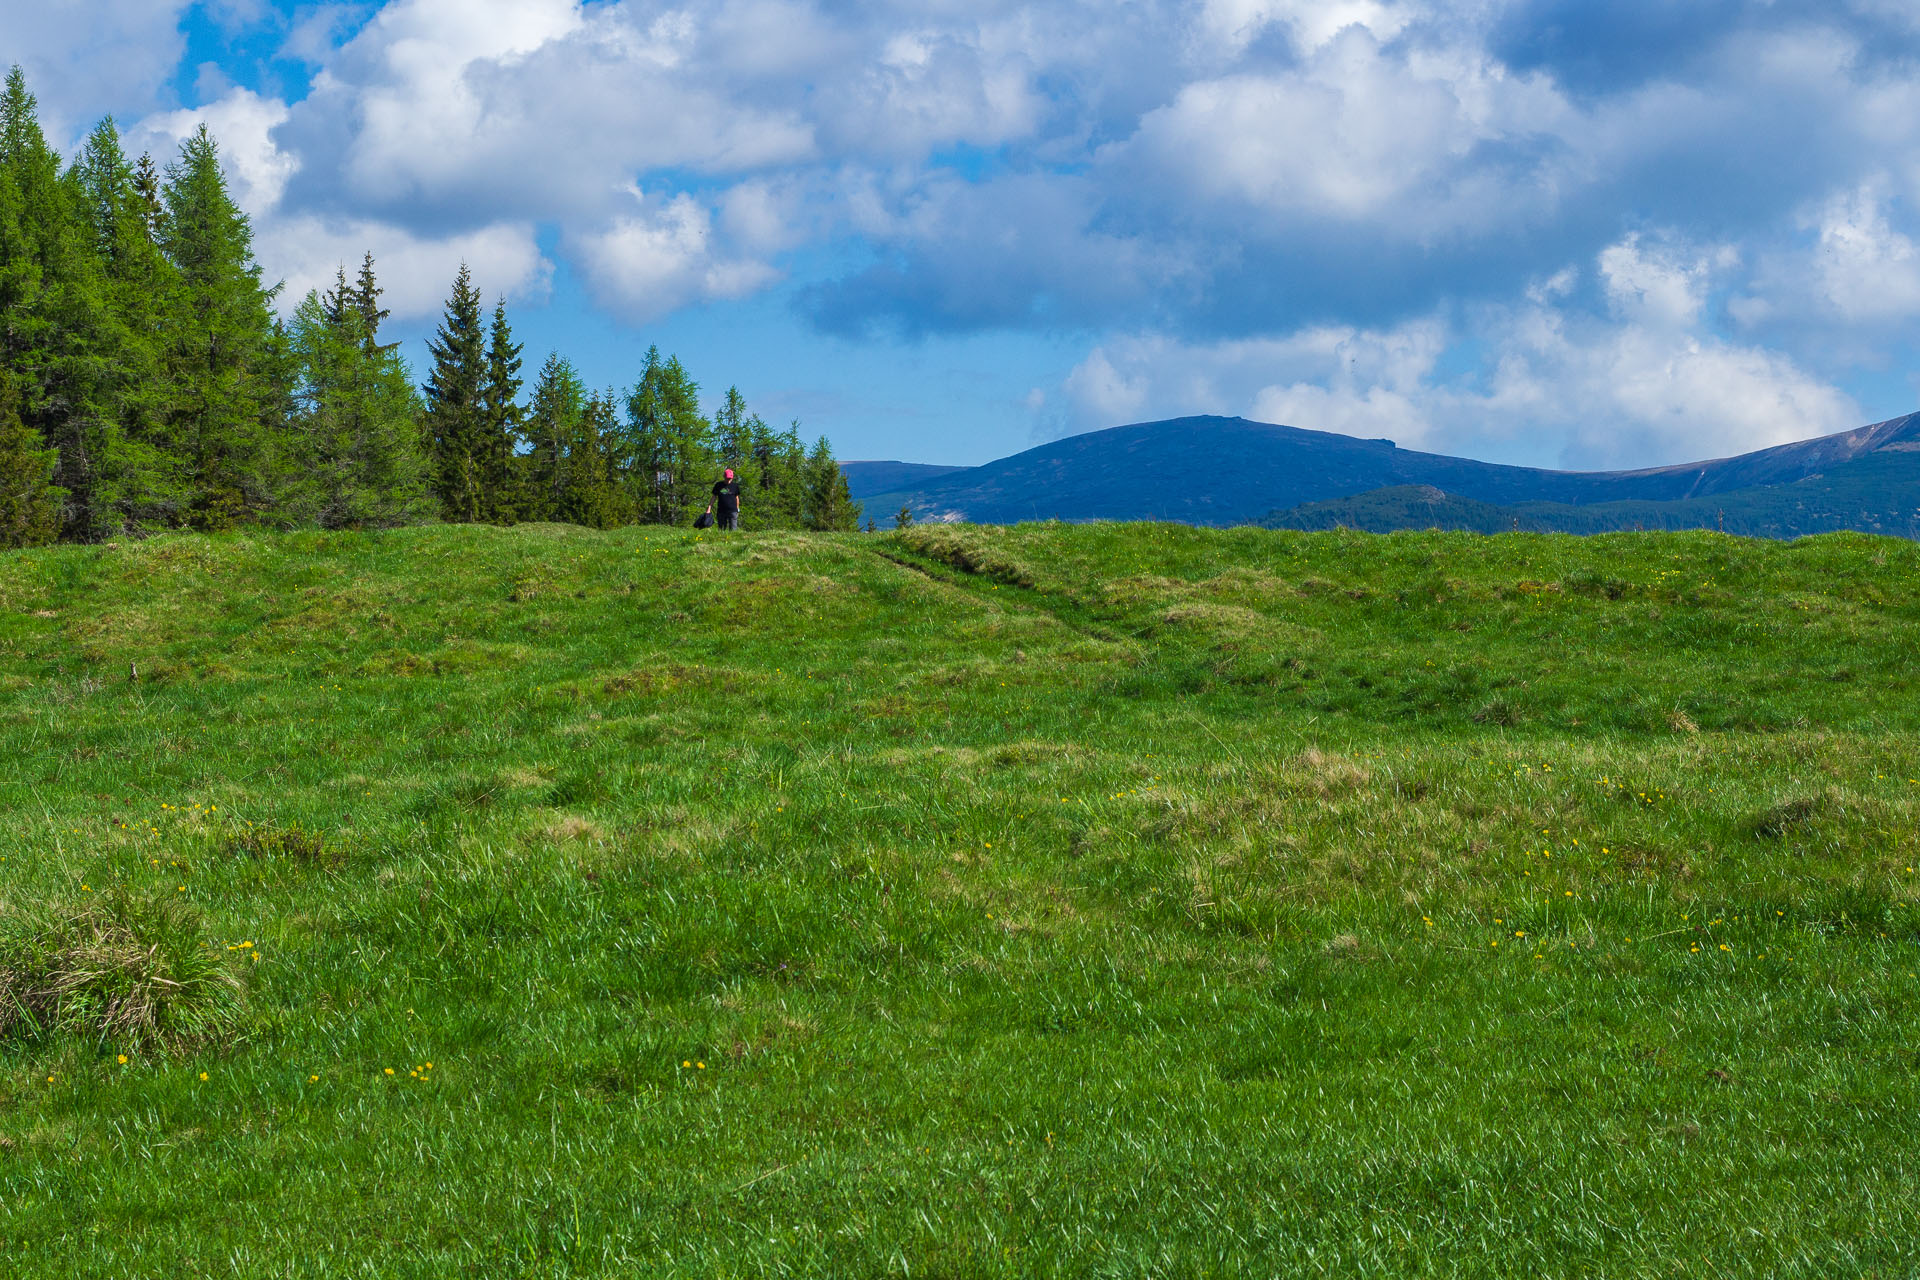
[566, 391, 625, 528]
[521, 353, 585, 522]
[352, 252, 392, 350]
[0, 68, 144, 541]
[480, 300, 522, 521]
[130, 153, 162, 238]
[621, 346, 713, 525]
[803, 434, 860, 530]
[284, 286, 428, 529]
[158, 123, 288, 529]
[748, 414, 809, 528]
[422, 265, 488, 522]
[0, 369, 60, 546]
[713, 386, 752, 467]
[73, 117, 187, 530]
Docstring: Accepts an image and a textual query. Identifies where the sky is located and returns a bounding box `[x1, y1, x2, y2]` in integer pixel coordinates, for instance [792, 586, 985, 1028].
[7, 1, 1920, 470]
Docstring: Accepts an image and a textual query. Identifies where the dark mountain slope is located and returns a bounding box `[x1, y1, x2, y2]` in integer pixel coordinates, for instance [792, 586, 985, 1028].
[864, 412, 1920, 527]
[840, 461, 969, 500]
[1266, 449, 1920, 539]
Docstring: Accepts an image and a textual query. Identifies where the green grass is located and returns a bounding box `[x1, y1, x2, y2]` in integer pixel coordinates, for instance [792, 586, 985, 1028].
[2, 521, 1918, 1277]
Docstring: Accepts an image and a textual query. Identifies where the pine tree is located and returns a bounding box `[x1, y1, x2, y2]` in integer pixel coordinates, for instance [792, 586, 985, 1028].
[158, 123, 288, 529]
[351, 252, 392, 350]
[479, 300, 522, 521]
[130, 153, 162, 238]
[521, 353, 584, 523]
[802, 434, 860, 530]
[73, 117, 187, 530]
[422, 265, 488, 522]
[620, 346, 713, 525]
[747, 415, 808, 528]
[283, 287, 428, 529]
[0, 68, 136, 541]
[895, 504, 915, 529]
[713, 386, 751, 467]
[0, 368, 60, 546]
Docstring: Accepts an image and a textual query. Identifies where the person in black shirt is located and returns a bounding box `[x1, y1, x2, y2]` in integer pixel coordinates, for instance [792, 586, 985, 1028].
[711, 469, 743, 530]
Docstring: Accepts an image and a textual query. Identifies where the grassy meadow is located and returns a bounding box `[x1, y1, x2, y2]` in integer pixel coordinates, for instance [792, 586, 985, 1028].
[2, 521, 1918, 1277]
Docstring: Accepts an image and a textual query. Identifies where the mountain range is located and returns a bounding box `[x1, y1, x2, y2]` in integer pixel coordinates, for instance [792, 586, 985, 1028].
[842, 412, 1920, 538]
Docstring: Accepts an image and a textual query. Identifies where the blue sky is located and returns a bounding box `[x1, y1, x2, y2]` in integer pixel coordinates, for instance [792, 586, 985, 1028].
[8, 0, 1920, 468]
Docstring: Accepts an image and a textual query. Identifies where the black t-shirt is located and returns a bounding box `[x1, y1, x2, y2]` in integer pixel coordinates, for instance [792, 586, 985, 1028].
[712, 479, 742, 513]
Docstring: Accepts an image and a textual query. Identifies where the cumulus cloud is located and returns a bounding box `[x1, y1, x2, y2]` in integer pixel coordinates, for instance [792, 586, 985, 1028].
[123, 86, 550, 319]
[1059, 235, 1861, 468]
[0, 1, 193, 145]
[571, 190, 780, 323]
[7, 0, 1917, 465]
[125, 89, 298, 215]
[262, 217, 549, 317]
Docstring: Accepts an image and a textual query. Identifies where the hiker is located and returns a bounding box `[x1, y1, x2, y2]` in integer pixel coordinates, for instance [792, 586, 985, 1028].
[711, 468, 743, 531]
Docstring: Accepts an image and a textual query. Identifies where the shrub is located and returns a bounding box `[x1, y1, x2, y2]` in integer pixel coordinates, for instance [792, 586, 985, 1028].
[0, 895, 244, 1048]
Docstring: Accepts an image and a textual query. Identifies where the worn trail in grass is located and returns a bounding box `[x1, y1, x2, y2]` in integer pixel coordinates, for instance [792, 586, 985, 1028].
[2, 523, 1917, 1276]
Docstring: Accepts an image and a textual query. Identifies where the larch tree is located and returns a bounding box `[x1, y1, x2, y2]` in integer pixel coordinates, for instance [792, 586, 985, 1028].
[158, 123, 288, 529]
[73, 116, 186, 530]
[621, 346, 713, 526]
[0, 368, 60, 546]
[284, 266, 428, 529]
[0, 66, 121, 541]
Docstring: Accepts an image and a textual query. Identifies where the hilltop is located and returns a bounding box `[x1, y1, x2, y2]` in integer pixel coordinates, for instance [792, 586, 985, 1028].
[3, 523, 1918, 1276]
[860, 412, 1920, 534]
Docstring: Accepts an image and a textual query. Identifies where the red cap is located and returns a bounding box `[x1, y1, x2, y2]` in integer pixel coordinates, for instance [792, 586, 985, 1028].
[725, 469, 735, 480]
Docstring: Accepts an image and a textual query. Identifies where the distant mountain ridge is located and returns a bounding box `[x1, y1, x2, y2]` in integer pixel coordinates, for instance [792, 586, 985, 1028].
[840, 461, 970, 500]
[856, 412, 1920, 537]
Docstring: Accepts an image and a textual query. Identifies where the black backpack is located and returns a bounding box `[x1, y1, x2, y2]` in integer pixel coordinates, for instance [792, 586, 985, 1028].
[694, 510, 714, 530]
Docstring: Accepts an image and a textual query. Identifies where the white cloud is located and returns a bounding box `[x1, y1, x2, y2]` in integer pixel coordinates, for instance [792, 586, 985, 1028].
[260, 217, 549, 318]
[571, 191, 781, 323]
[1060, 237, 1860, 469]
[1198, 0, 1415, 56]
[1807, 181, 1920, 323]
[1112, 27, 1576, 235]
[0, 1, 193, 145]
[125, 88, 550, 323]
[1597, 233, 1735, 330]
[125, 89, 297, 216]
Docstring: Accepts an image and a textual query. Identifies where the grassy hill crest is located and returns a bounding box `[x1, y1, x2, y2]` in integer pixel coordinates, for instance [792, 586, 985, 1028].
[3, 523, 1918, 1275]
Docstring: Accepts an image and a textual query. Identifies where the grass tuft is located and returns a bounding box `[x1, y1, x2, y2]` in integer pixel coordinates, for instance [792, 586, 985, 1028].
[0, 894, 244, 1048]
[227, 823, 339, 867]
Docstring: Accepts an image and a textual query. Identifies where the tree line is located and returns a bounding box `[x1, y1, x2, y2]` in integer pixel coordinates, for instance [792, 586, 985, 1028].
[0, 66, 859, 548]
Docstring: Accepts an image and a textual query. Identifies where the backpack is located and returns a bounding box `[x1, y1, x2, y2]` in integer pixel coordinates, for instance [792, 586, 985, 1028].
[694, 510, 714, 530]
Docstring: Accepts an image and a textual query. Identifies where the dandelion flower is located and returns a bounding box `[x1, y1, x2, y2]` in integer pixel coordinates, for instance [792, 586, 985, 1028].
[384, 1068, 394, 1076]
[199, 1072, 208, 1081]
[309, 1075, 319, 1083]
[117, 1055, 128, 1065]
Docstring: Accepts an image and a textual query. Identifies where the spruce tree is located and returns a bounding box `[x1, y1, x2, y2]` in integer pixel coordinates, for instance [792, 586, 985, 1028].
[130, 153, 162, 238]
[0, 369, 60, 546]
[422, 265, 488, 522]
[0, 67, 121, 540]
[479, 300, 522, 521]
[284, 285, 428, 529]
[620, 346, 713, 525]
[748, 415, 809, 528]
[158, 123, 288, 529]
[802, 434, 860, 530]
[352, 252, 392, 350]
[521, 353, 585, 523]
[75, 117, 186, 530]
